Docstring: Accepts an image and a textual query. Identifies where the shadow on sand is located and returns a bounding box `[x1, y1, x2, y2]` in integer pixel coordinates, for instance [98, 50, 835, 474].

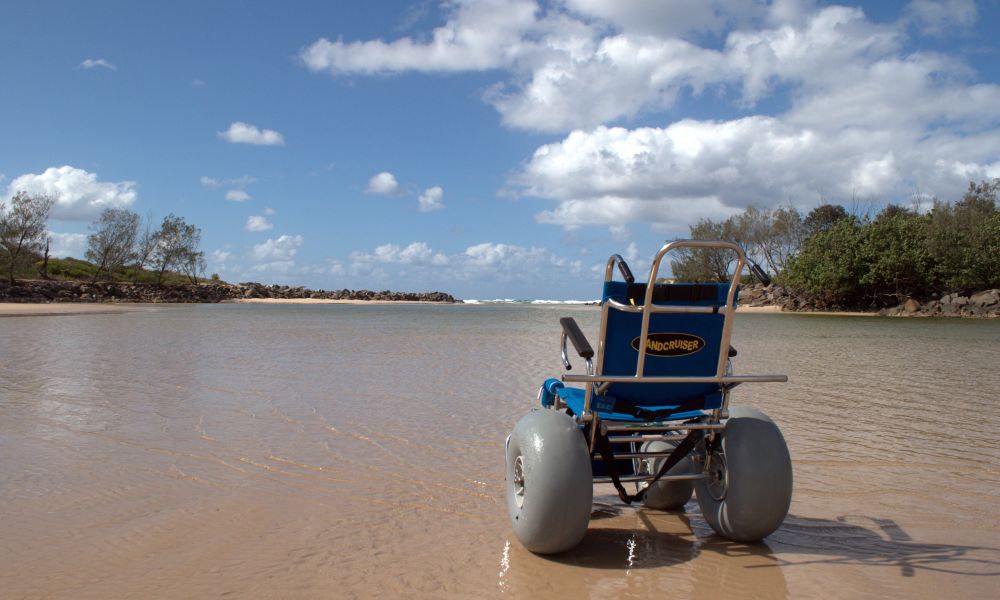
[547, 506, 1000, 579]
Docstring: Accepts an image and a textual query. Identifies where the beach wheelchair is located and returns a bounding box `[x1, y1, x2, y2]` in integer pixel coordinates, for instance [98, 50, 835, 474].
[505, 240, 792, 554]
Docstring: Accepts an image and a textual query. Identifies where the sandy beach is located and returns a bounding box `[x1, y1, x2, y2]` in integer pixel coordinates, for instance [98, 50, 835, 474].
[736, 305, 879, 317]
[232, 298, 450, 305]
[0, 303, 156, 317]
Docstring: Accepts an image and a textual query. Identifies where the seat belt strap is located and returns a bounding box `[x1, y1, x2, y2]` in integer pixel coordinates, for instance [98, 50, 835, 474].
[593, 425, 703, 505]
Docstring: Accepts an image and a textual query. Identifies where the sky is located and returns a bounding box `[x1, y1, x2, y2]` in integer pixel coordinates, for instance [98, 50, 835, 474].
[2, 0, 999, 300]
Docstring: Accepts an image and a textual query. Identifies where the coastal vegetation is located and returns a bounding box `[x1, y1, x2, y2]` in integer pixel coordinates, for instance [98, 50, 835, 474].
[671, 179, 1000, 310]
[0, 195, 207, 285]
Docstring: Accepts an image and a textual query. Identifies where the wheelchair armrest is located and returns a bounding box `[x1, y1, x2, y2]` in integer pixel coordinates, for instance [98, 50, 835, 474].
[559, 317, 594, 361]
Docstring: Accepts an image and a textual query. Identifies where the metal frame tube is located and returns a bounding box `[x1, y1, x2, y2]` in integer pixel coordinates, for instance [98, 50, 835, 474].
[594, 473, 707, 484]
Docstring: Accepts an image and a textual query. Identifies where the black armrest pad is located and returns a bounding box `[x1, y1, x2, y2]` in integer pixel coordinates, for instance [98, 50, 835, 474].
[560, 317, 594, 360]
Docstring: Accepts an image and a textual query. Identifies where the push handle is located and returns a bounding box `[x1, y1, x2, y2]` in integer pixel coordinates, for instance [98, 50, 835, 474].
[559, 317, 594, 367]
[610, 254, 635, 284]
[750, 262, 772, 286]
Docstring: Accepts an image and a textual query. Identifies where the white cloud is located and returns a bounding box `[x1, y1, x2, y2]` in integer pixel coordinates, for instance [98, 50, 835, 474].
[7, 166, 136, 221]
[191, 78, 207, 87]
[366, 171, 400, 195]
[218, 122, 285, 146]
[226, 189, 252, 202]
[351, 241, 449, 266]
[45, 231, 88, 258]
[609, 224, 630, 241]
[300, 0, 538, 74]
[80, 58, 116, 71]
[904, 0, 977, 36]
[252, 234, 303, 261]
[210, 249, 233, 263]
[345, 240, 583, 288]
[263, 207, 275, 215]
[417, 186, 444, 212]
[251, 260, 295, 274]
[245, 215, 273, 232]
[305, 2, 1000, 229]
[201, 174, 255, 188]
[462, 242, 584, 281]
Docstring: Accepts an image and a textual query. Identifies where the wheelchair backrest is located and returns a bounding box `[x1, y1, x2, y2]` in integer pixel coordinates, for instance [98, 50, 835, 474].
[598, 281, 736, 406]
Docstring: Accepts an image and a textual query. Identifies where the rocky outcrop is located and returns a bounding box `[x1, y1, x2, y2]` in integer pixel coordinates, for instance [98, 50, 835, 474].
[878, 289, 1000, 318]
[0, 280, 459, 304]
[738, 283, 999, 318]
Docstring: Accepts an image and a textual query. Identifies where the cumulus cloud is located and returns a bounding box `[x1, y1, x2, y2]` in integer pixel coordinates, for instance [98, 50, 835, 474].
[904, 0, 977, 36]
[45, 231, 88, 258]
[300, 0, 538, 74]
[245, 215, 273, 232]
[7, 166, 136, 221]
[226, 189, 252, 202]
[218, 122, 285, 146]
[417, 186, 444, 212]
[305, 2, 1000, 229]
[80, 58, 116, 71]
[263, 207, 275, 215]
[366, 171, 400, 195]
[252, 234, 303, 261]
[201, 174, 255, 188]
[347, 240, 582, 286]
[350, 241, 449, 266]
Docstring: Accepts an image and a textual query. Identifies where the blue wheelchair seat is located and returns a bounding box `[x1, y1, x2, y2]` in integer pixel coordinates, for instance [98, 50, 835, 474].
[552, 385, 714, 423]
[544, 281, 737, 422]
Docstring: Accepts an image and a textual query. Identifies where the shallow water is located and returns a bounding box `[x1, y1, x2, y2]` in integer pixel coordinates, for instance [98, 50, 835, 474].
[1, 304, 998, 599]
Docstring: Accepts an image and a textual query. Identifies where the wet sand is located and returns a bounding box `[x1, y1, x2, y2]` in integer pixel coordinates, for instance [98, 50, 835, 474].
[1, 304, 997, 598]
[0, 303, 156, 317]
[736, 305, 878, 317]
[233, 298, 450, 305]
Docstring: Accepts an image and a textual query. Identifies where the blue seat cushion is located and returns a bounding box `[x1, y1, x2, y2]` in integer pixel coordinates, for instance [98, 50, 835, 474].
[556, 386, 719, 423]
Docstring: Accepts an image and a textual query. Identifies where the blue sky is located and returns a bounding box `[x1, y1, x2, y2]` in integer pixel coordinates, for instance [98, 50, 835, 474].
[2, 0, 999, 299]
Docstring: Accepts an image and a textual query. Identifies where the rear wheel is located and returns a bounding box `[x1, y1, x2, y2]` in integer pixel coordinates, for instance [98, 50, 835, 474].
[505, 409, 592, 554]
[640, 439, 695, 510]
[694, 406, 792, 542]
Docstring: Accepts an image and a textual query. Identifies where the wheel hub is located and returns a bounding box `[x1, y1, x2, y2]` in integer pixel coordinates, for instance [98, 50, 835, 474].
[705, 451, 728, 501]
[512, 455, 525, 508]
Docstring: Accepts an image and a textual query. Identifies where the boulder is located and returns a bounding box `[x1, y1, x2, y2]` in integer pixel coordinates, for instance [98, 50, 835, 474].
[903, 298, 921, 313]
[970, 289, 999, 308]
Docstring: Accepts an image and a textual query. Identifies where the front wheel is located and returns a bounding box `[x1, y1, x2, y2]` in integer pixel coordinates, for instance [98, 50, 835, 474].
[695, 406, 792, 542]
[505, 409, 592, 554]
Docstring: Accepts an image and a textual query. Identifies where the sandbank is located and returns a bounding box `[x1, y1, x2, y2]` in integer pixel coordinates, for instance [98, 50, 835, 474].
[231, 298, 451, 305]
[737, 305, 878, 317]
[0, 303, 153, 318]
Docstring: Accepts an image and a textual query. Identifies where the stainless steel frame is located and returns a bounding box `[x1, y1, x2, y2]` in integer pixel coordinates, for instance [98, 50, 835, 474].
[558, 240, 787, 487]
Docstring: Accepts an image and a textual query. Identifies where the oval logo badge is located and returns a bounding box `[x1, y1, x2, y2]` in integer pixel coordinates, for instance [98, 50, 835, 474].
[631, 332, 705, 357]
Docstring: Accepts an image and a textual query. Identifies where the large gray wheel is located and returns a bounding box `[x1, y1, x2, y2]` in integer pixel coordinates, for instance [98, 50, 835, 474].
[695, 406, 792, 542]
[640, 439, 695, 510]
[505, 409, 592, 554]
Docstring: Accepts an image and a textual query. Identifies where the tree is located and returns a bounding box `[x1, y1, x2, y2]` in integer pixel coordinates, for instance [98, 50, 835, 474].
[784, 217, 866, 306]
[0, 191, 54, 284]
[132, 212, 158, 272]
[803, 204, 848, 236]
[150, 214, 202, 284]
[181, 248, 206, 284]
[86, 208, 141, 282]
[670, 217, 746, 282]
